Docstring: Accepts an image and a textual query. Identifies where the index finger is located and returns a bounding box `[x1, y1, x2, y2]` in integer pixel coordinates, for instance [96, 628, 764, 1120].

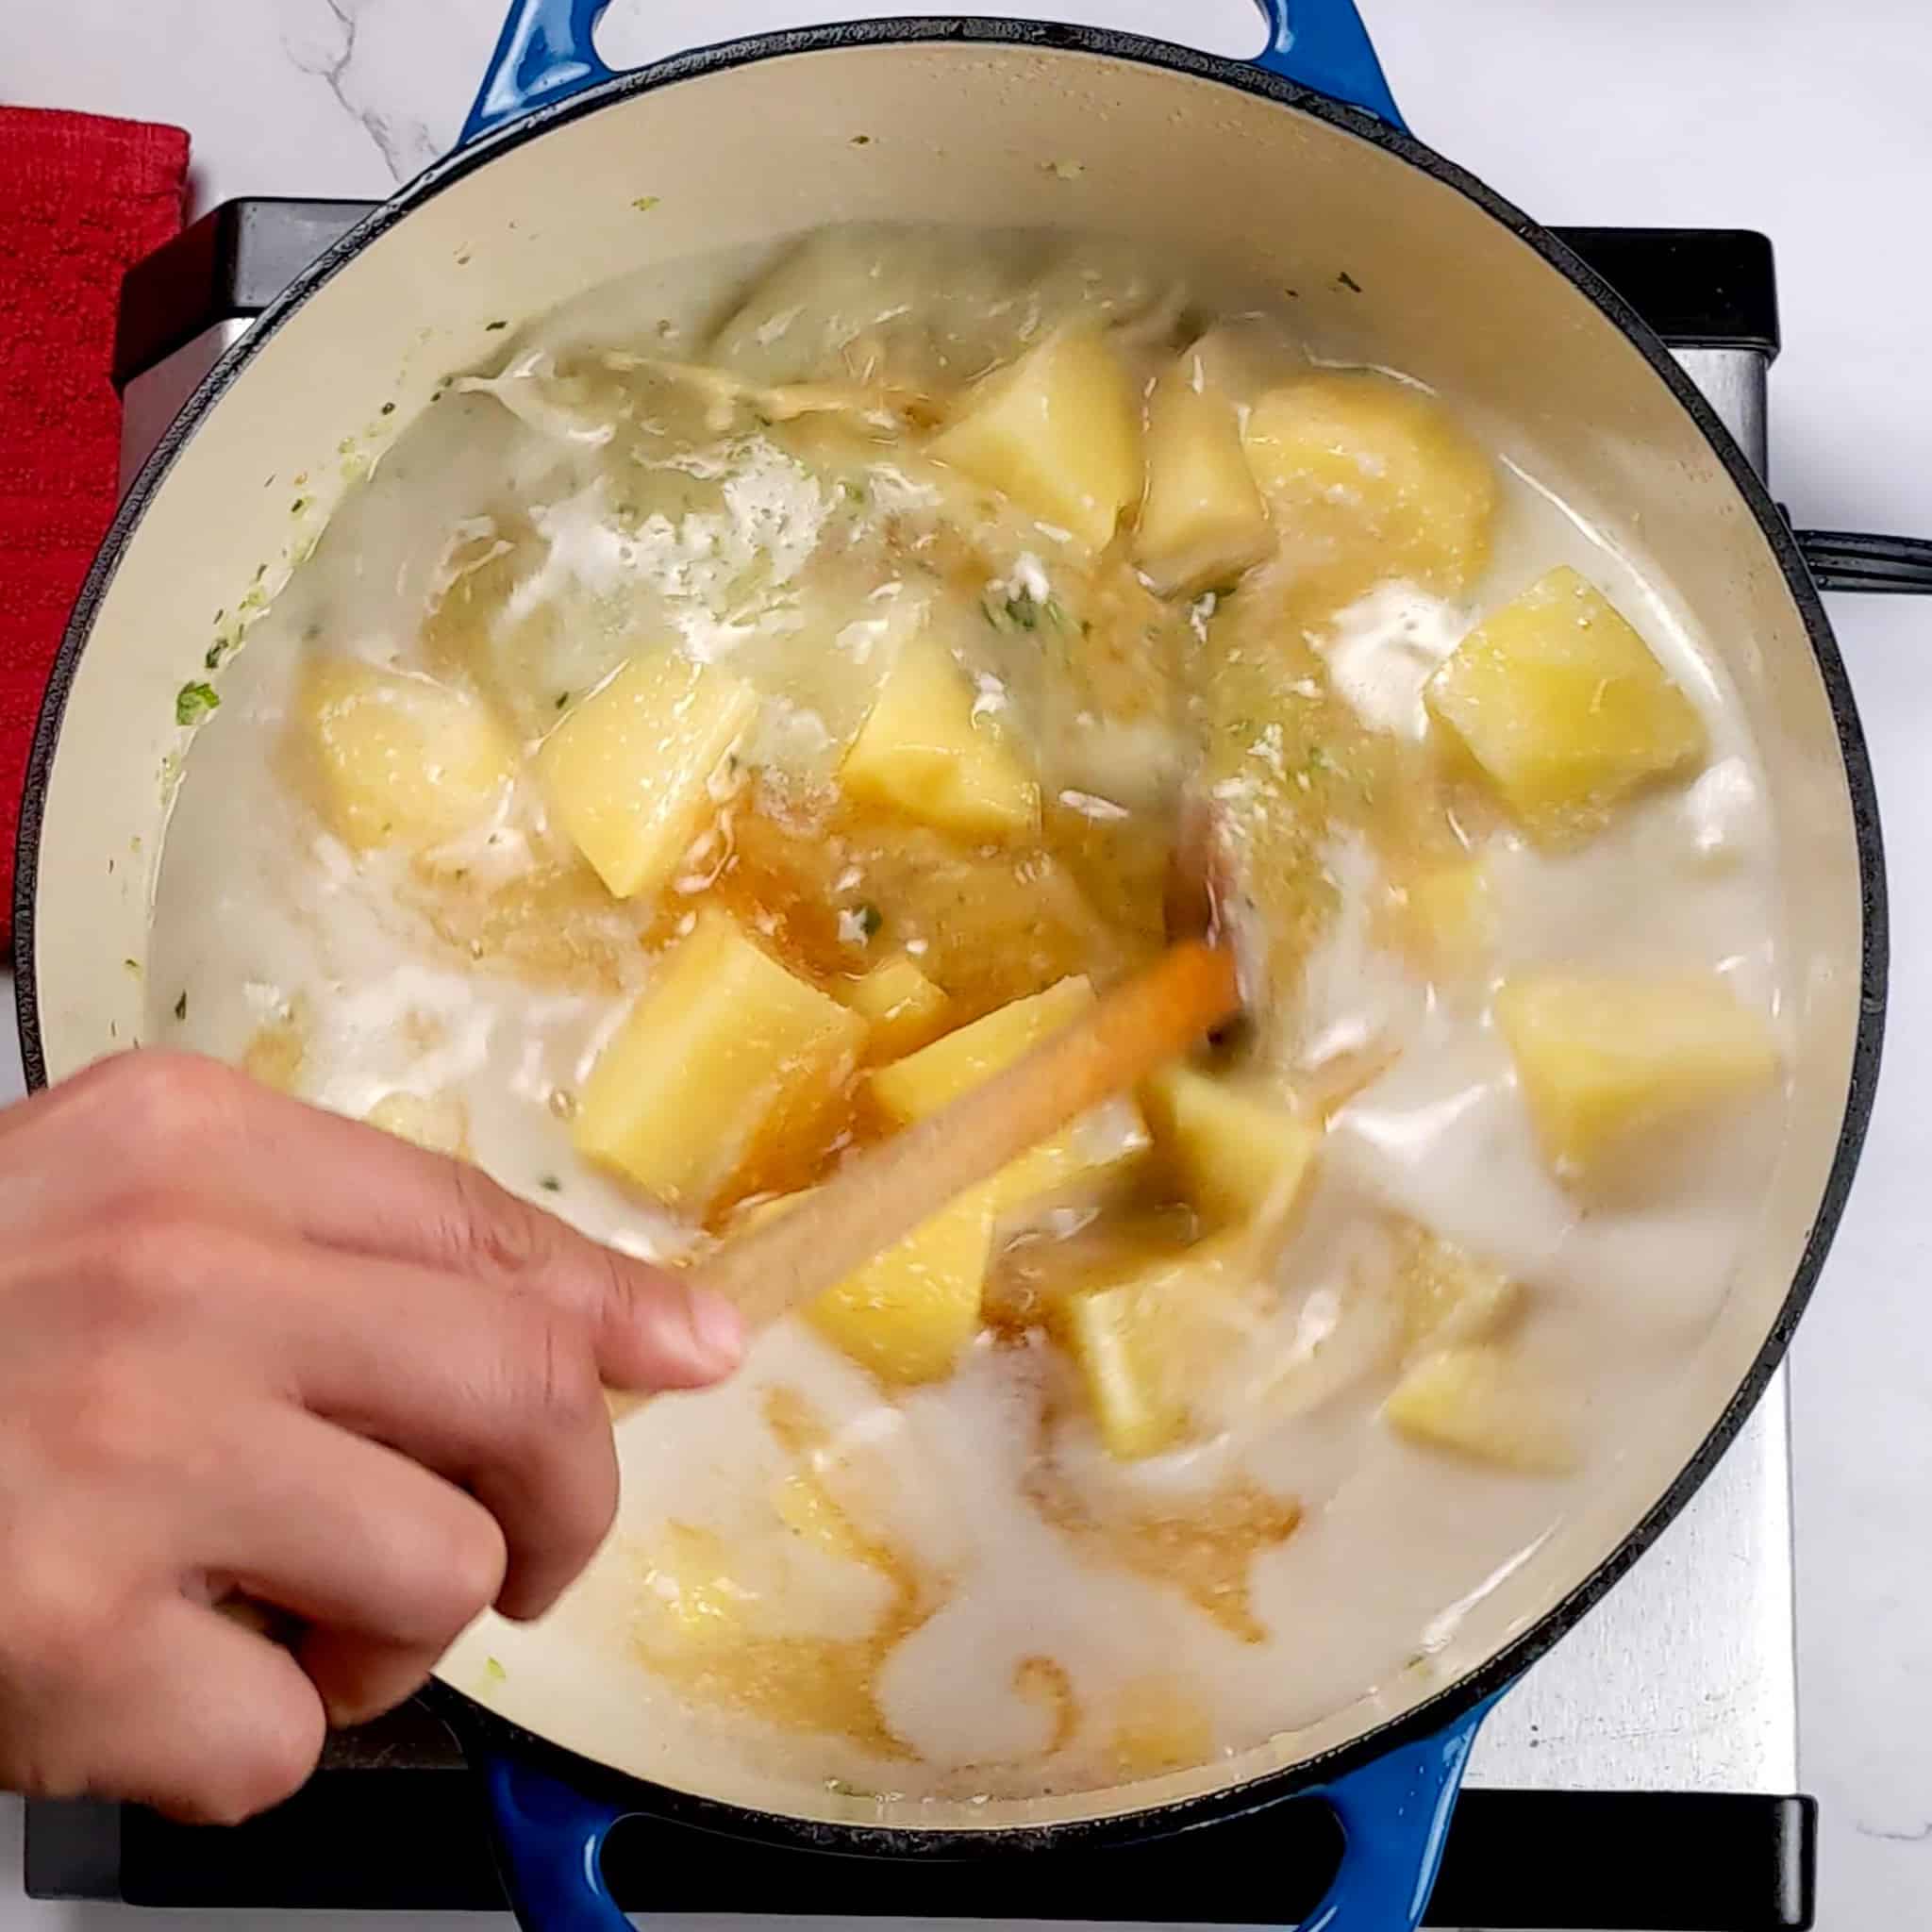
[56, 1054, 742, 1392]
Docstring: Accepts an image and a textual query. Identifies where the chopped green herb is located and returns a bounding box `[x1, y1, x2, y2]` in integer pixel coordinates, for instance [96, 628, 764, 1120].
[290, 496, 309, 515]
[985, 586, 1067, 633]
[380, 401, 397, 415]
[631, 194, 660, 212]
[173, 991, 188, 1022]
[555, 691, 570, 710]
[175, 681, 221, 726]
[539, 1174, 562, 1193]
[123, 958, 140, 974]
[1336, 269, 1362, 293]
[212, 608, 225, 625]
[483, 1656, 508, 1684]
[856, 902, 883, 941]
[849, 134, 872, 146]
[485, 319, 509, 332]
[204, 641, 225, 671]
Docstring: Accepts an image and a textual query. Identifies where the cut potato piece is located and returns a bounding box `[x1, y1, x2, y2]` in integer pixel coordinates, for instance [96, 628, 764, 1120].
[929, 325, 1142, 549]
[1426, 568, 1707, 845]
[537, 653, 757, 900]
[1398, 1227, 1521, 1356]
[639, 1523, 759, 1645]
[1497, 974, 1780, 1183]
[839, 632, 1039, 841]
[300, 658, 513, 851]
[1134, 351, 1273, 597]
[1384, 1344, 1575, 1474]
[868, 977, 1146, 1220]
[1139, 1064, 1320, 1227]
[1242, 371, 1497, 598]
[575, 910, 866, 1213]
[1047, 1239, 1247, 1459]
[365, 1091, 471, 1159]
[841, 955, 951, 1060]
[1388, 858, 1491, 975]
[870, 976, 1091, 1119]
[805, 1188, 996, 1387]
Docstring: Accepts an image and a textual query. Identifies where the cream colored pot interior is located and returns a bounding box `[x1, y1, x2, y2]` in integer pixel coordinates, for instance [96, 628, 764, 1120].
[29, 41, 1866, 1832]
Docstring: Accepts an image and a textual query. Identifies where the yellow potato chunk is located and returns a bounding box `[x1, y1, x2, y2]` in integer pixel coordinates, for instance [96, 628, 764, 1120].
[1497, 974, 1781, 1183]
[364, 1091, 471, 1159]
[1047, 1240, 1245, 1460]
[1389, 858, 1491, 975]
[841, 955, 951, 1061]
[805, 1189, 996, 1387]
[1426, 568, 1707, 845]
[1384, 1344, 1575, 1474]
[868, 977, 1145, 1221]
[1242, 371, 1497, 596]
[929, 325, 1143, 549]
[300, 658, 513, 850]
[839, 633, 1039, 841]
[640, 1522, 759, 1645]
[1139, 1064, 1320, 1226]
[1133, 351, 1273, 597]
[575, 911, 866, 1213]
[1398, 1227, 1521, 1356]
[537, 653, 757, 900]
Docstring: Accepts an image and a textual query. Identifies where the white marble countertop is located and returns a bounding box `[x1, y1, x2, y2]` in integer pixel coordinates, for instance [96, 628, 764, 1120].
[8, 2, 1932, 1925]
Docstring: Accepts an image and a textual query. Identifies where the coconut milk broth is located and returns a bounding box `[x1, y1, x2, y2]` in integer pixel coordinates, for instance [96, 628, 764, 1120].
[147, 225, 1790, 1807]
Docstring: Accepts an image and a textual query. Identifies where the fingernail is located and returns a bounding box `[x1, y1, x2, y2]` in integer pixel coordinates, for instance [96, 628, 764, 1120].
[689, 1289, 744, 1374]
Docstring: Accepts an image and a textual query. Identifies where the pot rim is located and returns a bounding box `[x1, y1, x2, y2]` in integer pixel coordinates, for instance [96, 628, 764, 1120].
[14, 14, 1888, 1853]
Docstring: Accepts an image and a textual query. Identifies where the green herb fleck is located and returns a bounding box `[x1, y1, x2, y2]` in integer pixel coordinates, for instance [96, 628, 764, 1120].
[856, 902, 883, 941]
[483, 1656, 508, 1684]
[173, 991, 188, 1022]
[380, 401, 396, 416]
[555, 691, 570, 710]
[1336, 269, 1362, 293]
[984, 584, 1067, 633]
[485, 319, 509, 332]
[631, 194, 660, 212]
[212, 608, 225, 625]
[849, 134, 872, 147]
[123, 958, 140, 974]
[204, 641, 225, 671]
[290, 496, 310, 516]
[175, 681, 221, 726]
[539, 1174, 562, 1193]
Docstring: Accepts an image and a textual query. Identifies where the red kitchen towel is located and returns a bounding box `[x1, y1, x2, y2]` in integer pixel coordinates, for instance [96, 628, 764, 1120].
[0, 107, 190, 954]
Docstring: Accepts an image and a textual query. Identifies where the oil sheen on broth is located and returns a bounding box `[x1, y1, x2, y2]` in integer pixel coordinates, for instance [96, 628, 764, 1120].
[148, 225, 1790, 1807]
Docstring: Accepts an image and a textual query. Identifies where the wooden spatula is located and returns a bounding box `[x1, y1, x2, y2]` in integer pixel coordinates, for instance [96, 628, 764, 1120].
[681, 938, 1239, 1341]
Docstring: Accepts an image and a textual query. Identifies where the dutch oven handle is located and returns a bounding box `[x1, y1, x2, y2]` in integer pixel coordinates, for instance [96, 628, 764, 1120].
[449, 1687, 1499, 1931]
[1792, 526, 1932, 594]
[458, 0, 1406, 147]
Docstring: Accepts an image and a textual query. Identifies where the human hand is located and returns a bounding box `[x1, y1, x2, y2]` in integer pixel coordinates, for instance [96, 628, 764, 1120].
[0, 1051, 740, 1823]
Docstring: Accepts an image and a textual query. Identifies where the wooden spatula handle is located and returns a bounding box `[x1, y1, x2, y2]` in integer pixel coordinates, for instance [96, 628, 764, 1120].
[687, 941, 1239, 1335]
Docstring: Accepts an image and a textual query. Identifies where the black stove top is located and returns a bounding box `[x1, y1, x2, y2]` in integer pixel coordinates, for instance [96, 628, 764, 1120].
[27, 206, 1812, 1931]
